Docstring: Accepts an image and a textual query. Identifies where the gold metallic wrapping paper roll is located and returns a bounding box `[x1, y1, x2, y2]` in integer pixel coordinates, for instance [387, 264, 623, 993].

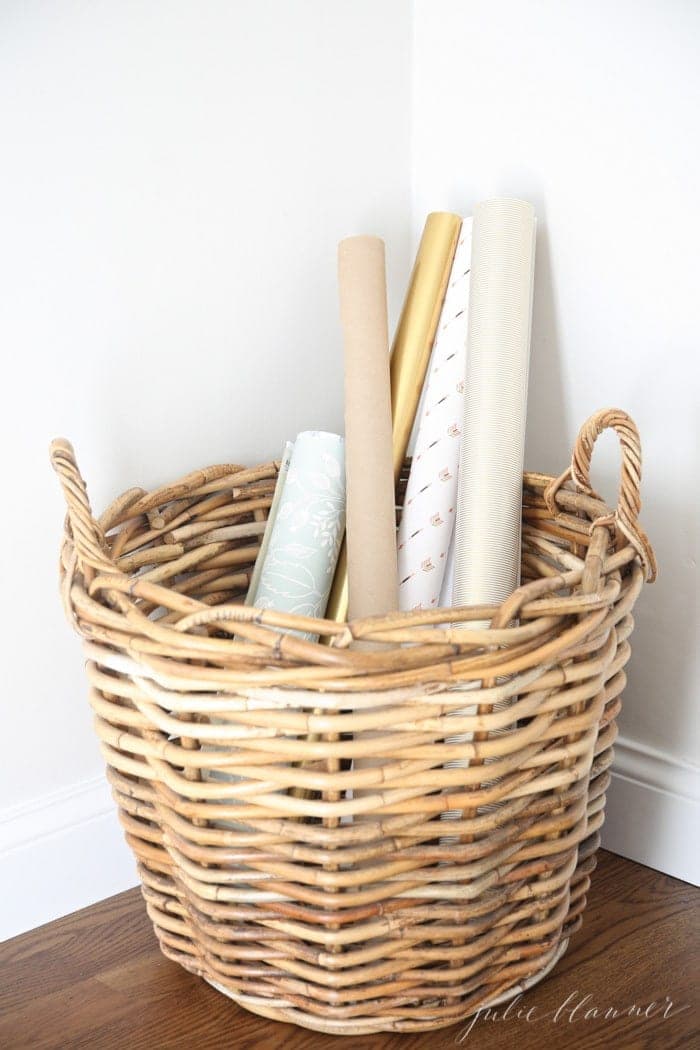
[325, 211, 462, 624]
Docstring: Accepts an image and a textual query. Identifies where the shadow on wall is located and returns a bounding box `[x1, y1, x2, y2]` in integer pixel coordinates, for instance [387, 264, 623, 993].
[525, 207, 571, 477]
[432, 188, 570, 474]
[432, 186, 697, 877]
[518, 192, 697, 770]
[573, 422, 697, 765]
[619, 487, 698, 762]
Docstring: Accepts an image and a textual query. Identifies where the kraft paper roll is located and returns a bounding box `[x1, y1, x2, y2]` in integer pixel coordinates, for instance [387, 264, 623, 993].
[336, 237, 398, 800]
[254, 431, 345, 641]
[338, 236, 397, 620]
[441, 198, 536, 836]
[246, 440, 294, 605]
[324, 211, 461, 623]
[397, 218, 472, 611]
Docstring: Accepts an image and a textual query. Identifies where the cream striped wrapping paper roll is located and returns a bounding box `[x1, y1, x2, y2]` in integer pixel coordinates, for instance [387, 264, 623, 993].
[453, 198, 536, 611]
[397, 219, 472, 611]
[441, 198, 537, 837]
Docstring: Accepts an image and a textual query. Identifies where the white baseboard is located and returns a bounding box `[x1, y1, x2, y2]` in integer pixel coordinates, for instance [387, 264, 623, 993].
[1, 735, 697, 940]
[0, 775, 138, 942]
[603, 735, 700, 887]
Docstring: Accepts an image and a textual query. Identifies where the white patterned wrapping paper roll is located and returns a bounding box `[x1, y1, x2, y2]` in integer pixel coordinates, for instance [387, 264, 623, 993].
[253, 430, 346, 641]
[246, 440, 294, 605]
[397, 219, 473, 611]
[441, 198, 536, 838]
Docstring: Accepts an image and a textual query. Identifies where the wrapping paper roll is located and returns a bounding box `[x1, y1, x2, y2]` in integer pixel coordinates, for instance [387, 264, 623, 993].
[397, 219, 472, 611]
[453, 198, 536, 609]
[438, 530, 455, 609]
[254, 431, 345, 641]
[441, 198, 537, 837]
[246, 440, 294, 605]
[325, 211, 461, 623]
[336, 236, 398, 799]
[338, 235, 397, 620]
[389, 212, 463, 479]
[207, 438, 331, 823]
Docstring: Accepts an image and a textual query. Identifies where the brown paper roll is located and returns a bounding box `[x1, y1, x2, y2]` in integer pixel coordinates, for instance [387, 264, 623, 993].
[338, 236, 397, 621]
[325, 212, 461, 623]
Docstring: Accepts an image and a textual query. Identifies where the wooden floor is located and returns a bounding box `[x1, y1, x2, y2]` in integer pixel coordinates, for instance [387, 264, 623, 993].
[1, 850, 697, 1049]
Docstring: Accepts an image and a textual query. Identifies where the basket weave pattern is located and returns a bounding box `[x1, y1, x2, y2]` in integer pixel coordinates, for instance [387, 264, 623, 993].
[51, 409, 656, 1036]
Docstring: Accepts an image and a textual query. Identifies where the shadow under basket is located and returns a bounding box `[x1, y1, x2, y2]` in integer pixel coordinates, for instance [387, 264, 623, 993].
[51, 407, 656, 1036]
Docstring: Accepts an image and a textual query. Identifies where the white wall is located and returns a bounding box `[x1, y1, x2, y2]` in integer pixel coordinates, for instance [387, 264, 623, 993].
[413, 0, 700, 881]
[0, 0, 413, 939]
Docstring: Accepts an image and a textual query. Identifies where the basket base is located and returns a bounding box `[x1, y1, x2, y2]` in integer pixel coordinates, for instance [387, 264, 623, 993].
[205, 938, 569, 1036]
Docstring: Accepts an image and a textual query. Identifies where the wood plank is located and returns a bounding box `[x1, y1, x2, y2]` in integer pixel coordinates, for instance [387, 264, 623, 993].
[1, 851, 697, 1049]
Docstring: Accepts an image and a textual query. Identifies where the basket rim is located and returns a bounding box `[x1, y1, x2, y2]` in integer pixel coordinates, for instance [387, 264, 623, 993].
[49, 407, 655, 685]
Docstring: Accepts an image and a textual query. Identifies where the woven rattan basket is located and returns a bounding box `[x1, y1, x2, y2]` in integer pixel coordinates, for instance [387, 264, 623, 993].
[51, 407, 656, 1036]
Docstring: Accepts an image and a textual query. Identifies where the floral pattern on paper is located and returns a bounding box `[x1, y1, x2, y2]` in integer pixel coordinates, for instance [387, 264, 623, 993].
[254, 431, 345, 639]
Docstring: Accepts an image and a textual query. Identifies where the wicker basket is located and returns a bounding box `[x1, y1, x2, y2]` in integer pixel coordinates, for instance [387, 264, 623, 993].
[50, 407, 656, 1036]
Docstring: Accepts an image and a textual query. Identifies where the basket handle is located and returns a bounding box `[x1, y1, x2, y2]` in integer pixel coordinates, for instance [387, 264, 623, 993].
[544, 408, 657, 582]
[50, 438, 117, 576]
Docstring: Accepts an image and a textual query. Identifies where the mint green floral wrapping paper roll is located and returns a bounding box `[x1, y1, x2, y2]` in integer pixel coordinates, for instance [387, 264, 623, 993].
[253, 430, 346, 640]
[202, 430, 345, 827]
